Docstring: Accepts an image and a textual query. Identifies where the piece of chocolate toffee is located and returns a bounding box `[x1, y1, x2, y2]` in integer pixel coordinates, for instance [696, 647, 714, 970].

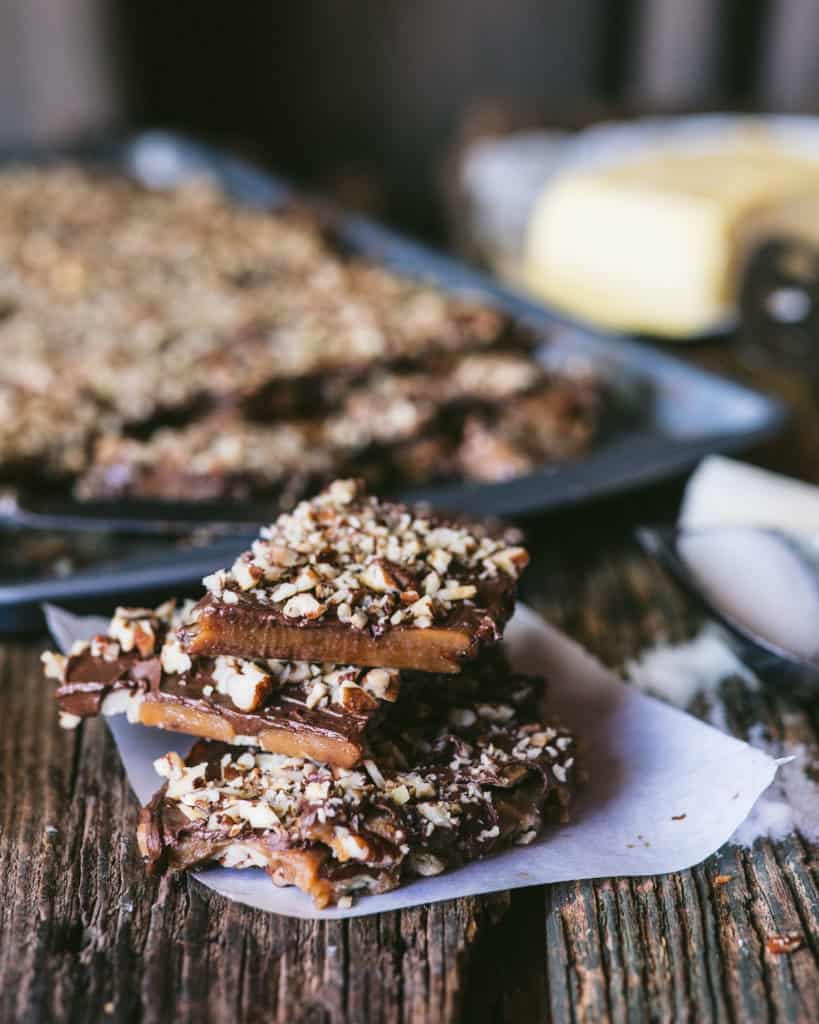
[137, 672, 578, 908]
[178, 479, 529, 673]
[44, 602, 404, 769]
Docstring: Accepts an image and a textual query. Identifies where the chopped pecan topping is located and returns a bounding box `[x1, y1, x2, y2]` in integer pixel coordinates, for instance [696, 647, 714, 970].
[198, 479, 527, 637]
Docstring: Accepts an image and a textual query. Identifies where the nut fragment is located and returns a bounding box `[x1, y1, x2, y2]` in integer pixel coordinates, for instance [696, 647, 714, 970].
[338, 681, 378, 713]
[408, 595, 433, 620]
[361, 668, 400, 702]
[332, 828, 371, 862]
[327, 479, 358, 505]
[305, 682, 328, 709]
[231, 557, 263, 591]
[90, 636, 121, 661]
[212, 657, 273, 712]
[417, 802, 454, 828]
[408, 851, 446, 876]
[360, 561, 399, 593]
[363, 759, 385, 787]
[476, 703, 515, 723]
[437, 583, 477, 602]
[423, 571, 441, 595]
[160, 637, 192, 675]
[427, 548, 452, 575]
[389, 784, 410, 805]
[154, 750, 186, 781]
[41, 650, 67, 682]
[225, 799, 279, 830]
[263, 544, 300, 568]
[271, 581, 297, 603]
[293, 566, 321, 592]
[305, 781, 330, 802]
[203, 570, 230, 596]
[101, 688, 142, 722]
[282, 593, 326, 620]
[402, 773, 435, 799]
[489, 546, 530, 576]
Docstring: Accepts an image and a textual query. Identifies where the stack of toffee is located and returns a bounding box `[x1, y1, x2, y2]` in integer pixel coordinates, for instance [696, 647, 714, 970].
[45, 480, 578, 908]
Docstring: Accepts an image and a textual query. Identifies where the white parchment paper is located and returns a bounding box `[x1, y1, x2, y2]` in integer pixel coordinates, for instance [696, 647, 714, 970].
[46, 603, 780, 919]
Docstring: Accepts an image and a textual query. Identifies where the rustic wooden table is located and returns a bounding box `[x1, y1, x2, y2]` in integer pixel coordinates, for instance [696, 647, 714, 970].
[1, 333, 818, 1023]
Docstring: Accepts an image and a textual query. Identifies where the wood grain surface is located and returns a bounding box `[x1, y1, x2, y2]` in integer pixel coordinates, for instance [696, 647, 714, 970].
[2, 336, 819, 1022]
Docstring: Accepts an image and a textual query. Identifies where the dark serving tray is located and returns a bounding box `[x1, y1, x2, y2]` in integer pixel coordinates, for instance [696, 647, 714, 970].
[0, 131, 786, 628]
[0, 535, 245, 634]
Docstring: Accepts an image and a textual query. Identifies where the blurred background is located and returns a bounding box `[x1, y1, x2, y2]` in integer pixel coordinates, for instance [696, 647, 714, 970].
[3, 0, 819, 240]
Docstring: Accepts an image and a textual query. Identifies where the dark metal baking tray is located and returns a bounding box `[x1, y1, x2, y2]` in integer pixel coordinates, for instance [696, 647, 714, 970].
[0, 534, 244, 633]
[0, 131, 786, 627]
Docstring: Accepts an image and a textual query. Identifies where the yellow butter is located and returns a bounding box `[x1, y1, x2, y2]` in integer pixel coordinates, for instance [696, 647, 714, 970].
[524, 143, 819, 337]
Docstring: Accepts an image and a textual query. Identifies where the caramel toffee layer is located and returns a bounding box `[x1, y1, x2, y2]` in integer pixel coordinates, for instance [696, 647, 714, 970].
[138, 677, 578, 908]
[179, 479, 528, 672]
[44, 603, 405, 769]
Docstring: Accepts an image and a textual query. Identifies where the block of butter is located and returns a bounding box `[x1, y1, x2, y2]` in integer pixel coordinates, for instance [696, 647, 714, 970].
[524, 140, 819, 337]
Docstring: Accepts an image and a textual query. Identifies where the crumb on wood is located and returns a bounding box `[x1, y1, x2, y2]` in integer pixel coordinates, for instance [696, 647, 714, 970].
[713, 874, 733, 887]
[766, 931, 803, 955]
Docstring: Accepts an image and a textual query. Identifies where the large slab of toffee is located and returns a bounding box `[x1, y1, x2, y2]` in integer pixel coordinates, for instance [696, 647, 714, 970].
[137, 673, 578, 908]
